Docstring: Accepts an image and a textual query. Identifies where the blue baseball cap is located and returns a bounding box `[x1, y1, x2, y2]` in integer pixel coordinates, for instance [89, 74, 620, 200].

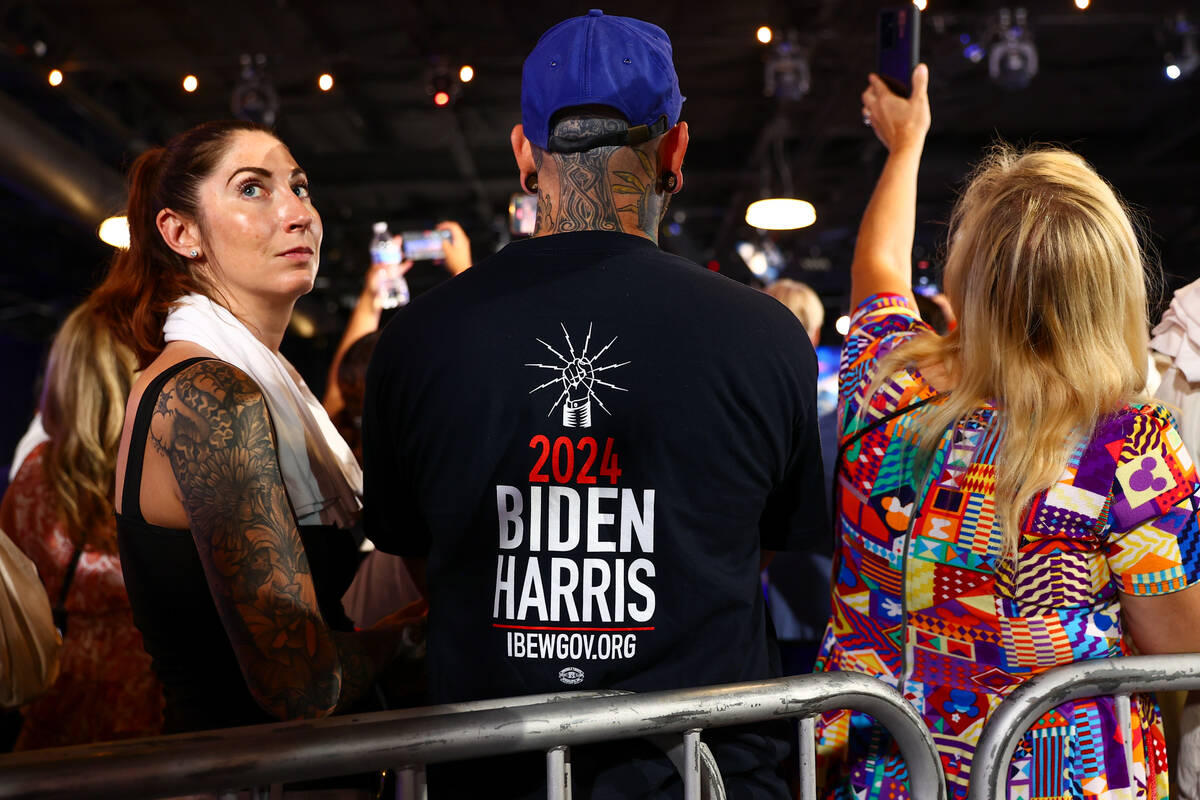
[521, 9, 685, 153]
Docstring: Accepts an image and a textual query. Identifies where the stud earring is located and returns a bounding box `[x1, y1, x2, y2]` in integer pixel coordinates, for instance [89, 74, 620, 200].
[189, 249, 199, 258]
[659, 172, 677, 193]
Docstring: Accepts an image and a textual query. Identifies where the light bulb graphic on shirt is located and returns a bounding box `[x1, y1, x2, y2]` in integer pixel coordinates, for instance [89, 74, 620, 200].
[527, 322, 629, 428]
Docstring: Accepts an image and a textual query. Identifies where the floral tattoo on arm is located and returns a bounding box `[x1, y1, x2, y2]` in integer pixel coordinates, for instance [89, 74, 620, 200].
[151, 361, 373, 719]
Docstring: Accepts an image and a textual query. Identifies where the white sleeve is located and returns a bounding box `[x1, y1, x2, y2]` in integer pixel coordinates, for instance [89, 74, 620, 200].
[8, 413, 49, 481]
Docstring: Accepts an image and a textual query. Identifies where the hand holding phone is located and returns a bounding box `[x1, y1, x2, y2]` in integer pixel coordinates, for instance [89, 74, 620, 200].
[508, 193, 538, 237]
[861, 63, 930, 153]
[877, 6, 921, 98]
[400, 229, 453, 261]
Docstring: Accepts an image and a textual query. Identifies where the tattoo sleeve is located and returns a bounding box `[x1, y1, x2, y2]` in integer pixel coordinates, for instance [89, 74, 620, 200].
[151, 361, 375, 719]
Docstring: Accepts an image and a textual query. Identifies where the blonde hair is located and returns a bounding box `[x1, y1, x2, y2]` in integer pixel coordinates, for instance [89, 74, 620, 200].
[873, 144, 1149, 553]
[766, 279, 825, 341]
[39, 303, 138, 552]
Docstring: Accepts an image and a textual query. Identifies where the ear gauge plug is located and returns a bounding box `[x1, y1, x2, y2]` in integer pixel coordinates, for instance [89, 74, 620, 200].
[659, 172, 677, 193]
[524, 173, 539, 194]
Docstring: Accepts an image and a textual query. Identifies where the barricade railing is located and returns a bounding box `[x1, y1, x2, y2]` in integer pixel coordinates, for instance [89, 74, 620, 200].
[0, 672, 946, 800]
[968, 653, 1200, 800]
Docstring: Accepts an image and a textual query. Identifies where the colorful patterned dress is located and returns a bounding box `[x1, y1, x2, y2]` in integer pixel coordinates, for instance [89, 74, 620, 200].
[0, 443, 163, 749]
[815, 294, 1200, 800]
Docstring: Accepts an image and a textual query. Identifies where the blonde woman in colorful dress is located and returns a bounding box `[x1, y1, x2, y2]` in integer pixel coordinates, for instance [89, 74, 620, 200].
[816, 64, 1200, 800]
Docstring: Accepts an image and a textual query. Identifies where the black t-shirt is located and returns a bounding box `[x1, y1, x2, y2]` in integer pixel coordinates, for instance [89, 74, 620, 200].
[364, 231, 828, 796]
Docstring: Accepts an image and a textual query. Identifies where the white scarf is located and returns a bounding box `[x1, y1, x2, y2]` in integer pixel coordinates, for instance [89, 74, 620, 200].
[163, 294, 362, 527]
[1151, 280, 1200, 384]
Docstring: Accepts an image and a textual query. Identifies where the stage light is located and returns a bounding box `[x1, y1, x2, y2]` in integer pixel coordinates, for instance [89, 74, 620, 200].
[427, 58, 460, 107]
[1163, 15, 1198, 81]
[1075, 0, 1090, 9]
[757, 26, 773, 44]
[232, 53, 278, 126]
[763, 31, 810, 100]
[913, 0, 927, 10]
[459, 65, 474, 82]
[47, 69, 62, 86]
[182, 74, 198, 92]
[988, 8, 1038, 90]
[318, 73, 334, 91]
[735, 239, 785, 281]
[98, 216, 129, 249]
[835, 316, 851, 335]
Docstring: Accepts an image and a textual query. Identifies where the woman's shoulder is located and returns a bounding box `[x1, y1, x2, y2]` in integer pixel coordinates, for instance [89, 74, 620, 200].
[843, 293, 932, 371]
[1101, 399, 1182, 439]
[3, 440, 51, 519]
[129, 345, 265, 416]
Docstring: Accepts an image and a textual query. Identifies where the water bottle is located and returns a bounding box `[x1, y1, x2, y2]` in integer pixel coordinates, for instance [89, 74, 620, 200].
[370, 221, 409, 309]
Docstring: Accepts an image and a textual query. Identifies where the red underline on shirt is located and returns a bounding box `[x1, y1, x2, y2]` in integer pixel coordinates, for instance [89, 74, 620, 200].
[493, 624, 655, 632]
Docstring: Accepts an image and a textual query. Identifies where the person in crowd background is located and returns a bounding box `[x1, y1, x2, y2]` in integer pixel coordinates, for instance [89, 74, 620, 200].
[332, 329, 425, 638]
[815, 63, 1200, 800]
[89, 119, 419, 739]
[1148, 280, 1200, 797]
[762, 278, 835, 673]
[323, 220, 472, 422]
[329, 331, 382, 465]
[0, 302, 163, 750]
[363, 9, 828, 798]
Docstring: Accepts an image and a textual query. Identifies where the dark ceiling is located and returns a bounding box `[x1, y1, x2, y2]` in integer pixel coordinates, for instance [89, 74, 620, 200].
[0, 0, 1198, 441]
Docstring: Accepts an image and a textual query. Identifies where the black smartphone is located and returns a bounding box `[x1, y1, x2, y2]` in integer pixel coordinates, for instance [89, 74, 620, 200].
[400, 229, 451, 261]
[508, 192, 538, 237]
[877, 6, 921, 98]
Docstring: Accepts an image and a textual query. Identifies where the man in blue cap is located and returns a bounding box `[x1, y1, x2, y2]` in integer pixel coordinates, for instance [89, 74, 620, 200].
[364, 10, 827, 797]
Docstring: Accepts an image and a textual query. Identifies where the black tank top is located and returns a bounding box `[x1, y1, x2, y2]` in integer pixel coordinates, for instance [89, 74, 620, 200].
[117, 357, 362, 733]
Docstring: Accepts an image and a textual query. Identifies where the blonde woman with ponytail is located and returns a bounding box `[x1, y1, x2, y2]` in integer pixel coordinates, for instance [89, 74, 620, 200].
[815, 64, 1200, 800]
[0, 303, 163, 748]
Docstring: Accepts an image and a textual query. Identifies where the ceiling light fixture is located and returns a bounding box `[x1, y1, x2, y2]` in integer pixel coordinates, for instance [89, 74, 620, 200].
[47, 68, 62, 86]
[318, 73, 334, 91]
[459, 65, 474, 83]
[746, 198, 817, 230]
[98, 216, 129, 249]
[745, 129, 816, 231]
[182, 74, 198, 92]
[757, 26, 773, 44]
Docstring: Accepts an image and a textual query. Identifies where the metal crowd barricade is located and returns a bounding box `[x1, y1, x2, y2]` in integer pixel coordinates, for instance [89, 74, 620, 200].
[0, 672, 946, 800]
[968, 654, 1200, 800]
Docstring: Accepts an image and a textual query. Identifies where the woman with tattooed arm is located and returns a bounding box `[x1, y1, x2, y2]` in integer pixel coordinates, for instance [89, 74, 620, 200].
[93, 120, 420, 735]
